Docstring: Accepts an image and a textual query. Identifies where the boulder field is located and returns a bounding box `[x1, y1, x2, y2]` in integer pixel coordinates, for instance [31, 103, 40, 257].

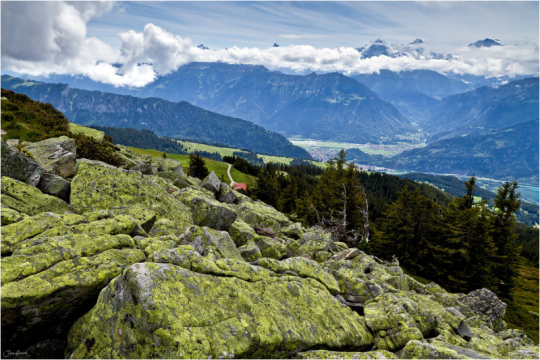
[1, 138, 538, 359]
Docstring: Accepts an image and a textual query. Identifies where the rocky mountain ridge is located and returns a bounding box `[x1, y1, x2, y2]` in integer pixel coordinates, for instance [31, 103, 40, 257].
[1, 130, 539, 359]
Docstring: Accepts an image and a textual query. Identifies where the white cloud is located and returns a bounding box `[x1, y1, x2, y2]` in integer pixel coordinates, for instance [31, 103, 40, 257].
[279, 34, 330, 39]
[1, 2, 538, 88]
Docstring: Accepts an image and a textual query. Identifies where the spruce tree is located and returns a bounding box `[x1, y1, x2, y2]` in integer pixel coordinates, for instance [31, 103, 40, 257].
[188, 151, 209, 179]
[491, 180, 521, 300]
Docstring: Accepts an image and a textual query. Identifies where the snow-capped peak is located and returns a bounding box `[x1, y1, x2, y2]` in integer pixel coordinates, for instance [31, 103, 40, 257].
[410, 38, 426, 45]
[468, 38, 503, 48]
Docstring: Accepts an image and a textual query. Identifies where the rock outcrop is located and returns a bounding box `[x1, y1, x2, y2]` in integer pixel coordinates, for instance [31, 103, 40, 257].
[1, 134, 538, 359]
[22, 136, 77, 178]
[1, 140, 45, 186]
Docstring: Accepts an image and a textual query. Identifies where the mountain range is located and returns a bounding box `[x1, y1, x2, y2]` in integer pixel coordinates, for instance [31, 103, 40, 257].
[423, 77, 539, 141]
[347, 119, 539, 183]
[3, 64, 415, 143]
[1, 75, 311, 159]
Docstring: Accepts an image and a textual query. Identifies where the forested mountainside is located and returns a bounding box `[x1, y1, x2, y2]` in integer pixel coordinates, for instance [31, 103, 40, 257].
[347, 119, 539, 183]
[6, 63, 415, 143]
[351, 69, 472, 123]
[1, 76, 311, 159]
[423, 77, 539, 141]
[399, 172, 539, 227]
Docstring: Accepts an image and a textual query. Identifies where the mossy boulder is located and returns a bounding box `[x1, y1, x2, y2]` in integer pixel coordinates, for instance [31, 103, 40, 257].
[291, 227, 338, 261]
[110, 204, 157, 233]
[68, 123, 105, 142]
[1, 205, 28, 226]
[23, 136, 77, 178]
[1, 176, 75, 216]
[228, 219, 258, 247]
[2, 233, 136, 284]
[399, 339, 491, 359]
[1, 248, 145, 351]
[153, 157, 185, 175]
[178, 225, 243, 261]
[37, 173, 71, 202]
[1, 212, 86, 255]
[237, 201, 291, 234]
[458, 288, 507, 331]
[238, 243, 262, 262]
[254, 236, 287, 260]
[1, 140, 45, 186]
[282, 222, 304, 239]
[70, 161, 193, 225]
[218, 183, 238, 204]
[176, 188, 237, 230]
[295, 350, 398, 359]
[66, 261, 374, 358]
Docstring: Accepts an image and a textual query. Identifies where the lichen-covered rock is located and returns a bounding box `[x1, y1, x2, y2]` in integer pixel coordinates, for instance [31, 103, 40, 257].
[1, 212, 86, 255]
[1, 205, 28, 226]
[154, 157, 185, 175]
[238, 201, 291, 234]
[114, 144, 152, 172]
[66, 261, 374, 358]
[238, 243, 262, 262]
[148, 218, 190, 237]
[218, 182, 238, 204]
[459, 289, 507, 331]
[37, 173, 71, 202]
[292, 227, 338, 260]
[1, 249, 145, 351]
[200, 170, 221, 193]
[255, 226, 276, 237]
[23, 136, 77, 178]
[399, 339, 490, 359]
[71, 161, 192, 225]
[176, 187, 237, 230]
[1, 177, 76, 216]
[110, 204, 157, 233]
[294, 350, 398, 359]
[68, 123, 105, 142]
[228, 219, 258, 247]
[157, 170, 186, 184]
[1, 140, 46, 186]
[2, 234, 136, 284]
[254, 236, 287, 260]
[282, 222, 304, 239]
[179, 225, 243, 261]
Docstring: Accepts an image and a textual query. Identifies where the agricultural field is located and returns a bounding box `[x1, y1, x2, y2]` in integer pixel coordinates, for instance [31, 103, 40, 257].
[128, 147, 258, 187]
[178, 140, 327, 168]
[289, 137, 427, 162]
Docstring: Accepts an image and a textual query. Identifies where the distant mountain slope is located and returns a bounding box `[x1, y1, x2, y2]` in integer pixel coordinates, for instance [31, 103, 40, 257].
[424, 77, 539, 141]
[8, 63, 414, 142]
[347, 119, 539, 182]
[351, 69, 472, 123]
[399, 172, 539, 226]
[1, 75, 311, 159]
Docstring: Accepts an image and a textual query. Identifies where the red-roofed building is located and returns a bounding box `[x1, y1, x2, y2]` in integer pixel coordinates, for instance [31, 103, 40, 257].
[234, 183, 247, 191]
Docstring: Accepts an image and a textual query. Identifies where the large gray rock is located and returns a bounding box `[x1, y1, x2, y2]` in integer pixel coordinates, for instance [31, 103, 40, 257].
[23, 136, 77, 178]
[37, 173, 71, 202]
[218, 182, 238, 204]
[1, 140, 45, 186]
[178, 225, 243, 261]
[459, 288, 507, 330]
[154, 157, 185, 175]
[200, 170, 221, 193]
[176, 188, 237, 231]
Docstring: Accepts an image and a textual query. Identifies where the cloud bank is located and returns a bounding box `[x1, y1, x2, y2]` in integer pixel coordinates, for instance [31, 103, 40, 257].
[2, 1, 538, 88]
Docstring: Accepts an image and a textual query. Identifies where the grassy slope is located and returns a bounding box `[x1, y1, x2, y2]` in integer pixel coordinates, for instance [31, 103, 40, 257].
[129, 147, 258, 187]
[505, 266, 539, 344]
[178, 140, 326, 168]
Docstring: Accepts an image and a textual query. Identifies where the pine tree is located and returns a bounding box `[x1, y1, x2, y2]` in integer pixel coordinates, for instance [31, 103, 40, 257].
[188, 151, 209, 179]
[491, 180, 521, 300]
[278, 176, 298, 215]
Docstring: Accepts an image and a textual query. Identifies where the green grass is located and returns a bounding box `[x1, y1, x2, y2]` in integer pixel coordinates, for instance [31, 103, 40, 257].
[179, 141, 240, 157]
[128, 147, 257, 187]
[505, 266, 539, 344]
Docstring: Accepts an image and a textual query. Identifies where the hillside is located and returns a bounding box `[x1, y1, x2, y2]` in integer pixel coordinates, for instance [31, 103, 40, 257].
[351, 69, 472, 123]
[1, 76, 311, 159]
[399, 172, 539, 226]
[11, 63, 415, 143]
[2, 130, 538, 357]
[347, 119, 539, 183]
[424, 77, 539, 141]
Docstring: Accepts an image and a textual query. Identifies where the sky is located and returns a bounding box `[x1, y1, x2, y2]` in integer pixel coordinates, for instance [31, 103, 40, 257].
[2, 1, 539, 87]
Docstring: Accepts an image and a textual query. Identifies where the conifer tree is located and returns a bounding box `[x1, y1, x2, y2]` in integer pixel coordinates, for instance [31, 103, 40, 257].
[491, 179, 521, 300]
[188, 151, 209, 179]
[278, 176, 298, 215]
